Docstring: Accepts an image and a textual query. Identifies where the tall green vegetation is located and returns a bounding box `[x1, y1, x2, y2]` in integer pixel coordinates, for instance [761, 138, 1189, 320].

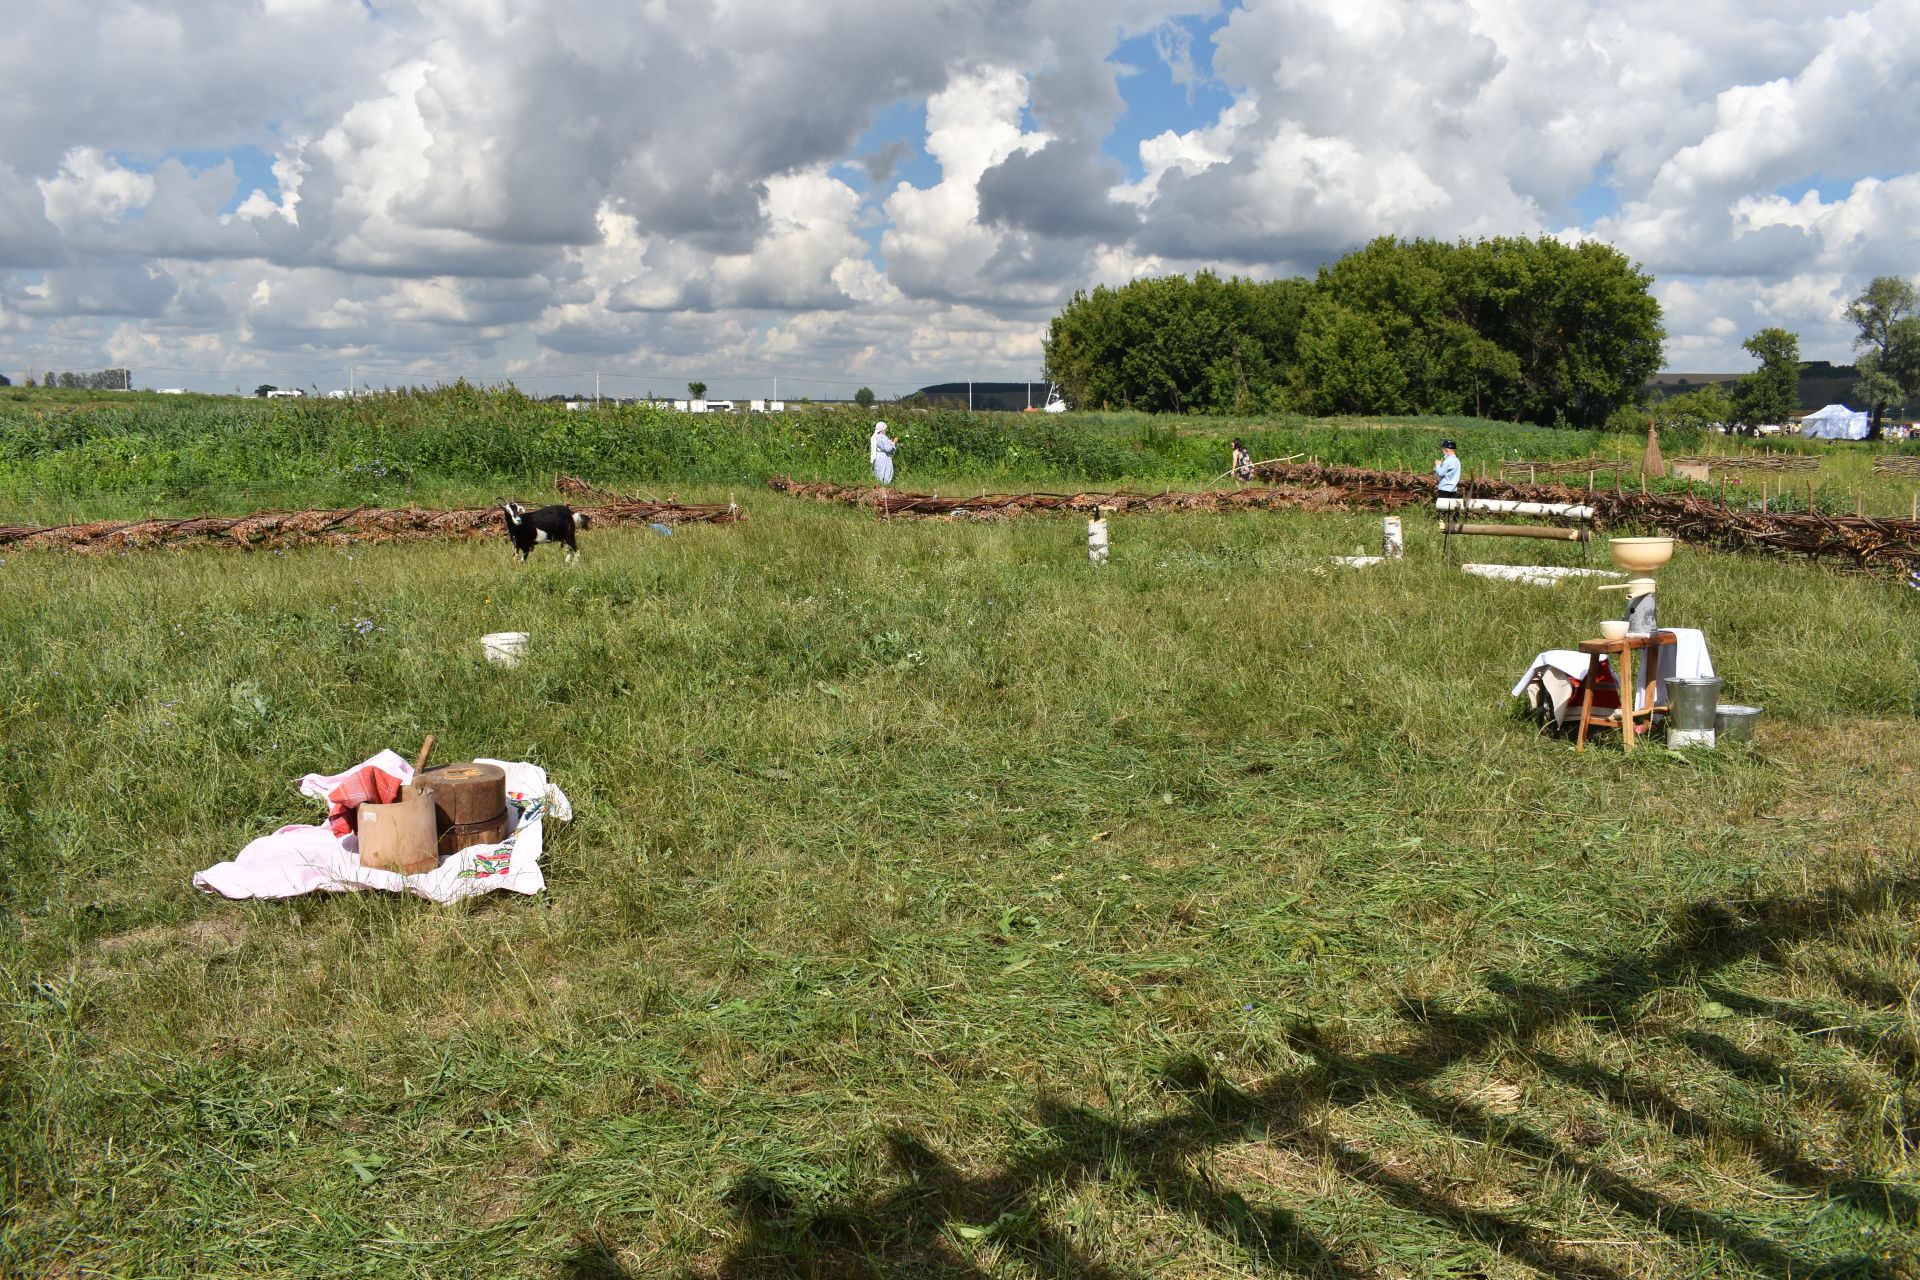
[1, 385, 1610, 512]
[1044, 236, 1666, 427]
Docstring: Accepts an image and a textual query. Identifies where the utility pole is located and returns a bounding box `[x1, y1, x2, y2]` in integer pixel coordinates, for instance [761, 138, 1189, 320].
[348, 365, 355, 396]
[595, 371, 600, 406]
[968, 380, 973, 411]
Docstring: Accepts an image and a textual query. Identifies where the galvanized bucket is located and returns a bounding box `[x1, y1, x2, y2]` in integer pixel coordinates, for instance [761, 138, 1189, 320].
[1715, 704, 1763, 743]
[1666, 676, 1723, 748]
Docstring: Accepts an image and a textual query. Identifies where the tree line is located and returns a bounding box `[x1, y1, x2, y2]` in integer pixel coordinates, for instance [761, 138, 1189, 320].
[6, 368, 133, 390]
[1652, 276, 1920, 440]
[1043, 237, 1667, 427]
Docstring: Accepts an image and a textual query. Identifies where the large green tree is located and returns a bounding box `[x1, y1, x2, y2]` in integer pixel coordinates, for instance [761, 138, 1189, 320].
[1655, 384, 1735, 435]
[1732, 327, 1800, 431]
[1042, 236, 1663, 425]
[1043, 272, 1308, 413]
[1447, 237, 1665, 428]
[1845, 277, 1920, 439]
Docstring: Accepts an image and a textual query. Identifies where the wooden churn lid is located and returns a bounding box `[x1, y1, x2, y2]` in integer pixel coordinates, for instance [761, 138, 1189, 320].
[413, 762, 508, 827]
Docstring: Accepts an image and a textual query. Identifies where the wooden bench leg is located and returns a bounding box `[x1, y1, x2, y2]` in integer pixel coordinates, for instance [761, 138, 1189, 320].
[1575, 667, 1598, 753]
[1620, 649, 1635, 752]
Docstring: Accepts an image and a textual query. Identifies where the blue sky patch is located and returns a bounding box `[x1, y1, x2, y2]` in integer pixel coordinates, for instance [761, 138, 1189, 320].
[1568, 165, 1620, 224]
[1104, 12, 1236, 182]
[1772, 176, 1856, 205]
[111, 145, 281, 216]
[841, 99, 942, 267]
[844, 100, 939, 195]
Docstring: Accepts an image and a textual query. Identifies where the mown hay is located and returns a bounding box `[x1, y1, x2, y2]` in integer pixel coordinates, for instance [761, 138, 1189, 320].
[0, 477, 740, 554]
[770, 464, 1920, 573]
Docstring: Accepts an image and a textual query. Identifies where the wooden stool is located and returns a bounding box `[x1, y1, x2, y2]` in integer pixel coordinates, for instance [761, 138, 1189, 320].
[1574, 632, 1677, 752]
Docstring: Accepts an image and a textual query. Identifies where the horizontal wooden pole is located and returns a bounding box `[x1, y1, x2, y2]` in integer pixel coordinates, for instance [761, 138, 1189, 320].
[1443, 522, 1590, 542]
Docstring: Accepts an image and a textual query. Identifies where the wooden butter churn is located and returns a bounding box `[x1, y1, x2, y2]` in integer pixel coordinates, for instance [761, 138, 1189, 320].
[414, 761, 511, 856]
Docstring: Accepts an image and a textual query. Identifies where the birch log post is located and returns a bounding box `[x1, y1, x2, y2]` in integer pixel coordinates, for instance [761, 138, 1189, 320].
[1088, 505, 1113, 565]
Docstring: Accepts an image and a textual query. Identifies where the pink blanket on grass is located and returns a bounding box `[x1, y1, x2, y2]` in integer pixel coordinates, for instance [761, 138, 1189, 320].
[194, 754, 571, 904]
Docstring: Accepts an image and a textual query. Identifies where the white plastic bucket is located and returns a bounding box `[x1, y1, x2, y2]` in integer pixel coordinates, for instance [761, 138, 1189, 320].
[481, 631, 530, 667]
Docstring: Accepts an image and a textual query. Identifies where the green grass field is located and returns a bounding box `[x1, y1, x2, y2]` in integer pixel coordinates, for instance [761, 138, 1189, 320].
[5, 489, 1919, 1278]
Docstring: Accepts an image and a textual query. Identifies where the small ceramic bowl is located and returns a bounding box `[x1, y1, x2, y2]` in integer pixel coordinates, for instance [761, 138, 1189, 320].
[1599, 619, 1630, 641]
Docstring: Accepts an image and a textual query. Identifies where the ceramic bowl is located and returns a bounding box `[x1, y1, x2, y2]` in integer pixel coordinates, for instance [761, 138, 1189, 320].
[1599, 619, 1629, 640]
[1608, 536, 1675, 573]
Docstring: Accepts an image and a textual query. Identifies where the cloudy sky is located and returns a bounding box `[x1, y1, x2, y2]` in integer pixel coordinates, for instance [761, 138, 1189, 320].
[4, 0, 1917, 397]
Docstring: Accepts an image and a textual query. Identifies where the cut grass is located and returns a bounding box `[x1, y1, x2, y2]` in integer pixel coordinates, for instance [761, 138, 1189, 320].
[3, 498, 1918, 1277]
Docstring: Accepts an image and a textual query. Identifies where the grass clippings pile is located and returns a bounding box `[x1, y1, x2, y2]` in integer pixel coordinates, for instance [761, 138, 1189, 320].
[784, 463, 1920, 574]
[0, 487, 739, 555]
[767, 474, 1364, 520]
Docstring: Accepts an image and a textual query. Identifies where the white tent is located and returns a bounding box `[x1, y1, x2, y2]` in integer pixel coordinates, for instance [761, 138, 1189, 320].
[1800, 403, 1869, 440]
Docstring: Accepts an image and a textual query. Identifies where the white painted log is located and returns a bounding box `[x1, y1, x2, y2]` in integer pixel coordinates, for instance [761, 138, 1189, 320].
[1461, 563, 1625, 588]
[1437, 497, 1595, 520]
[1382, 516, 1403, 559]
[1088, 517, 1109, 565]
[1331, 556, 1384, 568]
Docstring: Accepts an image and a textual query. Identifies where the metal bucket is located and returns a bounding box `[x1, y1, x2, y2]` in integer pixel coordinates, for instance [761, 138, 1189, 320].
[1625, 590, 1658, 636]
[1715, 704, 1763, 742]
[1666, 676, 1722, 748]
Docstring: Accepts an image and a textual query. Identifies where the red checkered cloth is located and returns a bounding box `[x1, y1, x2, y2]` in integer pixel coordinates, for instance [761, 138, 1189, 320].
[323, 764, 406, 836]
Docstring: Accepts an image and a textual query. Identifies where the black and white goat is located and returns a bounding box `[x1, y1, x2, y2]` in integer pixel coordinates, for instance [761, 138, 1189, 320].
[500, 501, 588, 562]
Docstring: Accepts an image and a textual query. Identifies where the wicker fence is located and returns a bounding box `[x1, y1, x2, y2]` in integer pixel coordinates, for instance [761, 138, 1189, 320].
[1671, 455, 1821, 474]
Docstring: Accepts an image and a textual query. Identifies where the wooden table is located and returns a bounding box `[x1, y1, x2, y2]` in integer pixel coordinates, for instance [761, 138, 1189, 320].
[1574, 632, 1677, 752]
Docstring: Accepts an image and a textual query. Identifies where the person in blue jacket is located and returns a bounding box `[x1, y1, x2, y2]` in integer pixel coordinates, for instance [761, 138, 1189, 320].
[1434, 439, 1461, 502]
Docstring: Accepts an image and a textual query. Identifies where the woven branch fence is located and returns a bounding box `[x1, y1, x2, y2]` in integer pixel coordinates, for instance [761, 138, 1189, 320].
[1498, 459, 1635, 481]
[1872, 456, 1920, 477]
[0, 476, 740, 554]
[771, 465, 1920, 573]
[1670, 455, 1821, 474]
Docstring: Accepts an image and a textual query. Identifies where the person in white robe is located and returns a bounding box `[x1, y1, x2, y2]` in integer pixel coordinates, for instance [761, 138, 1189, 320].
[870, 421, 898, 485]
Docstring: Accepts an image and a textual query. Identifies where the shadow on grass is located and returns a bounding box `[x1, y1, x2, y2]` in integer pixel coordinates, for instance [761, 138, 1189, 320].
[670, 878, 1920, 1278]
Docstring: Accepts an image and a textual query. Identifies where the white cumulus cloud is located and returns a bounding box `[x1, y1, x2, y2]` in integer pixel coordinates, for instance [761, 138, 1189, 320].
[4, 0, 1920, 389]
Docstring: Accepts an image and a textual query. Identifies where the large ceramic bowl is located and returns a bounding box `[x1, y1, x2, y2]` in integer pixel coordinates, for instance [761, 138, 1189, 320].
[1608, 536, 1675, 573]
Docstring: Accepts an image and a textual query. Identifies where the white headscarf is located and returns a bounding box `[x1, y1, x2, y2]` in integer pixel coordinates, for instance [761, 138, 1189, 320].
[871, 421, 888, 437]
